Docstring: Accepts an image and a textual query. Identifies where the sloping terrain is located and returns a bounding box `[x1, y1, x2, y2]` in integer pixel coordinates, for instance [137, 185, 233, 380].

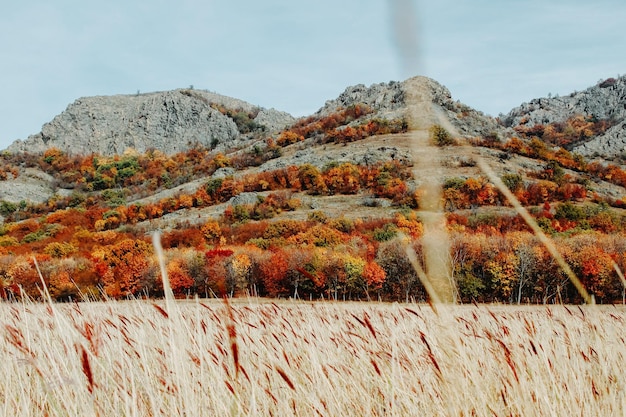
[1, 76, 625, 224]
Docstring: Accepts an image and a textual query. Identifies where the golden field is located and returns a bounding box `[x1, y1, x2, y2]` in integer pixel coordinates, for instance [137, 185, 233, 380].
[2, 298, 625, 416]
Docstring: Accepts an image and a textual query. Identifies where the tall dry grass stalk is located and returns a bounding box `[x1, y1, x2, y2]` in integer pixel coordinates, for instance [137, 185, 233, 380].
[404, 77, 455, 304]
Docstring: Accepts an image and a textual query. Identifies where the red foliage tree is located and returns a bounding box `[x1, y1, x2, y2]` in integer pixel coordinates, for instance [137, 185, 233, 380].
[205, 248, 234, 296]
[259, 250, 289, 297]
[363, 261, 386, 292]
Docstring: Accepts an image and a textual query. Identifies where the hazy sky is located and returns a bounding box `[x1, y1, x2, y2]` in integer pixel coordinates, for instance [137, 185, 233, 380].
[1, 0, 625, 149]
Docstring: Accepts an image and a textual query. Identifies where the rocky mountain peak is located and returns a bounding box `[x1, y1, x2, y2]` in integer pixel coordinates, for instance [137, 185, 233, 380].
[314, 76, 503, 140]
[6, 75, 624, 161]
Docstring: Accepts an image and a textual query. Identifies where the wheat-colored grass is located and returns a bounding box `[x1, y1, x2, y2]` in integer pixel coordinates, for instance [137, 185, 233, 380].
[2, 298, 625, 416]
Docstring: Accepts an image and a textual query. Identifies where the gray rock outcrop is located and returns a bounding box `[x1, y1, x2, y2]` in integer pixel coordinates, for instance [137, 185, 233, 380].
[7, 89, 295, 156]
[316, 80, 406, 119]
[259, 144, 412, 172]
[229, 192, 259, 207]
[0, 168, 67, 204]
[254, 108, 296, 133]
[419, 76, 507, 140]
[316, 76, 506, 140]
[503, 75, 626, 158]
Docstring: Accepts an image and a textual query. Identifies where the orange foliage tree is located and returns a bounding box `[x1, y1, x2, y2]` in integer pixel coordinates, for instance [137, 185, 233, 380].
[167, 258, 194, 296]
[96, 238, 152, 298]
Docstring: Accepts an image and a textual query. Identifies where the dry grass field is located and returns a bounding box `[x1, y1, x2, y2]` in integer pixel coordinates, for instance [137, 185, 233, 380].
[2, 298, 625, 416]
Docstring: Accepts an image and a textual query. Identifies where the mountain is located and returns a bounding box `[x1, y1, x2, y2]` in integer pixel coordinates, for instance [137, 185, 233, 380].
[7, 75, 626, 162]
[502, 75, 626, 159]
[0, 75, 624, 209]
[1, 76, 626, 303]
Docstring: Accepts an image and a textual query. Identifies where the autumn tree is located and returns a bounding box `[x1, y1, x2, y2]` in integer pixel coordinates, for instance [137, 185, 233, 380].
[531, 242, 570, 304]
[259, 249, 289, 297]
[167, 256, 195, 296]
[509, 232, 537, 304]
[96, 238, 152, 298]
[362, 261, 386, 298]
[323, 163, 361, 194]
[5, 255, 45, 299]
[449, 233, 485, 302]
[298, 164, 327, 194]
[376, 240, 422, 302]
[205, 248, 234, 297]
[201, 220, 222, 244]
[225, 252, 252, 296]
[567, 234, 617, 302]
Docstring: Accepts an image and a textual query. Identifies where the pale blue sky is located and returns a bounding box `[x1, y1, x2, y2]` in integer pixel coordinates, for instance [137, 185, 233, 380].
[1, 0, 625, 149]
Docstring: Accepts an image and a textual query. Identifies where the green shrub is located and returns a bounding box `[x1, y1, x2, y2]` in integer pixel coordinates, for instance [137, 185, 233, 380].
[0, 201, 17, 216]
[373, 223, 398, 242]
[554, 202, 585, 221]
[501, 173, 523, 192]
[430, 125, 456, 146]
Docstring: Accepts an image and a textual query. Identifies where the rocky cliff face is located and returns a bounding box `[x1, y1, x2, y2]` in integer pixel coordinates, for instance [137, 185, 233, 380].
[503, 75, 626, 158]
[316, 80, 406, 119]
[7, 89, 295, 156]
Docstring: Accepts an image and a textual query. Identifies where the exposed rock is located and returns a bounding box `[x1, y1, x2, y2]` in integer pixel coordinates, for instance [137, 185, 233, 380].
[316, 76, 507, 141]
[0, 168, 60, 204]
[574, 123, 626, 158]
[406, 76, 508, 140]
[362, 197, 393, 208]
[212, 167, 236, 179]
[503, 75, 626, 158]
[317, 80, 406, 119]
[254, 108, 295, 132]
[7, 89, 294, 156]
[259, 142, 412, 172]
[229, 192, 259, 206]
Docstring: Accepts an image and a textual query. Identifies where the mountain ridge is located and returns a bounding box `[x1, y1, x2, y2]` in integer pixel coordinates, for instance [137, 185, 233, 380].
[6, 76, 507, 157]
[6, 74, 626, 162]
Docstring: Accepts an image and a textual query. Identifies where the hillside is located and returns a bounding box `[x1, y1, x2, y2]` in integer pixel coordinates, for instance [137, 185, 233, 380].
[0, 75, 625, 304]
